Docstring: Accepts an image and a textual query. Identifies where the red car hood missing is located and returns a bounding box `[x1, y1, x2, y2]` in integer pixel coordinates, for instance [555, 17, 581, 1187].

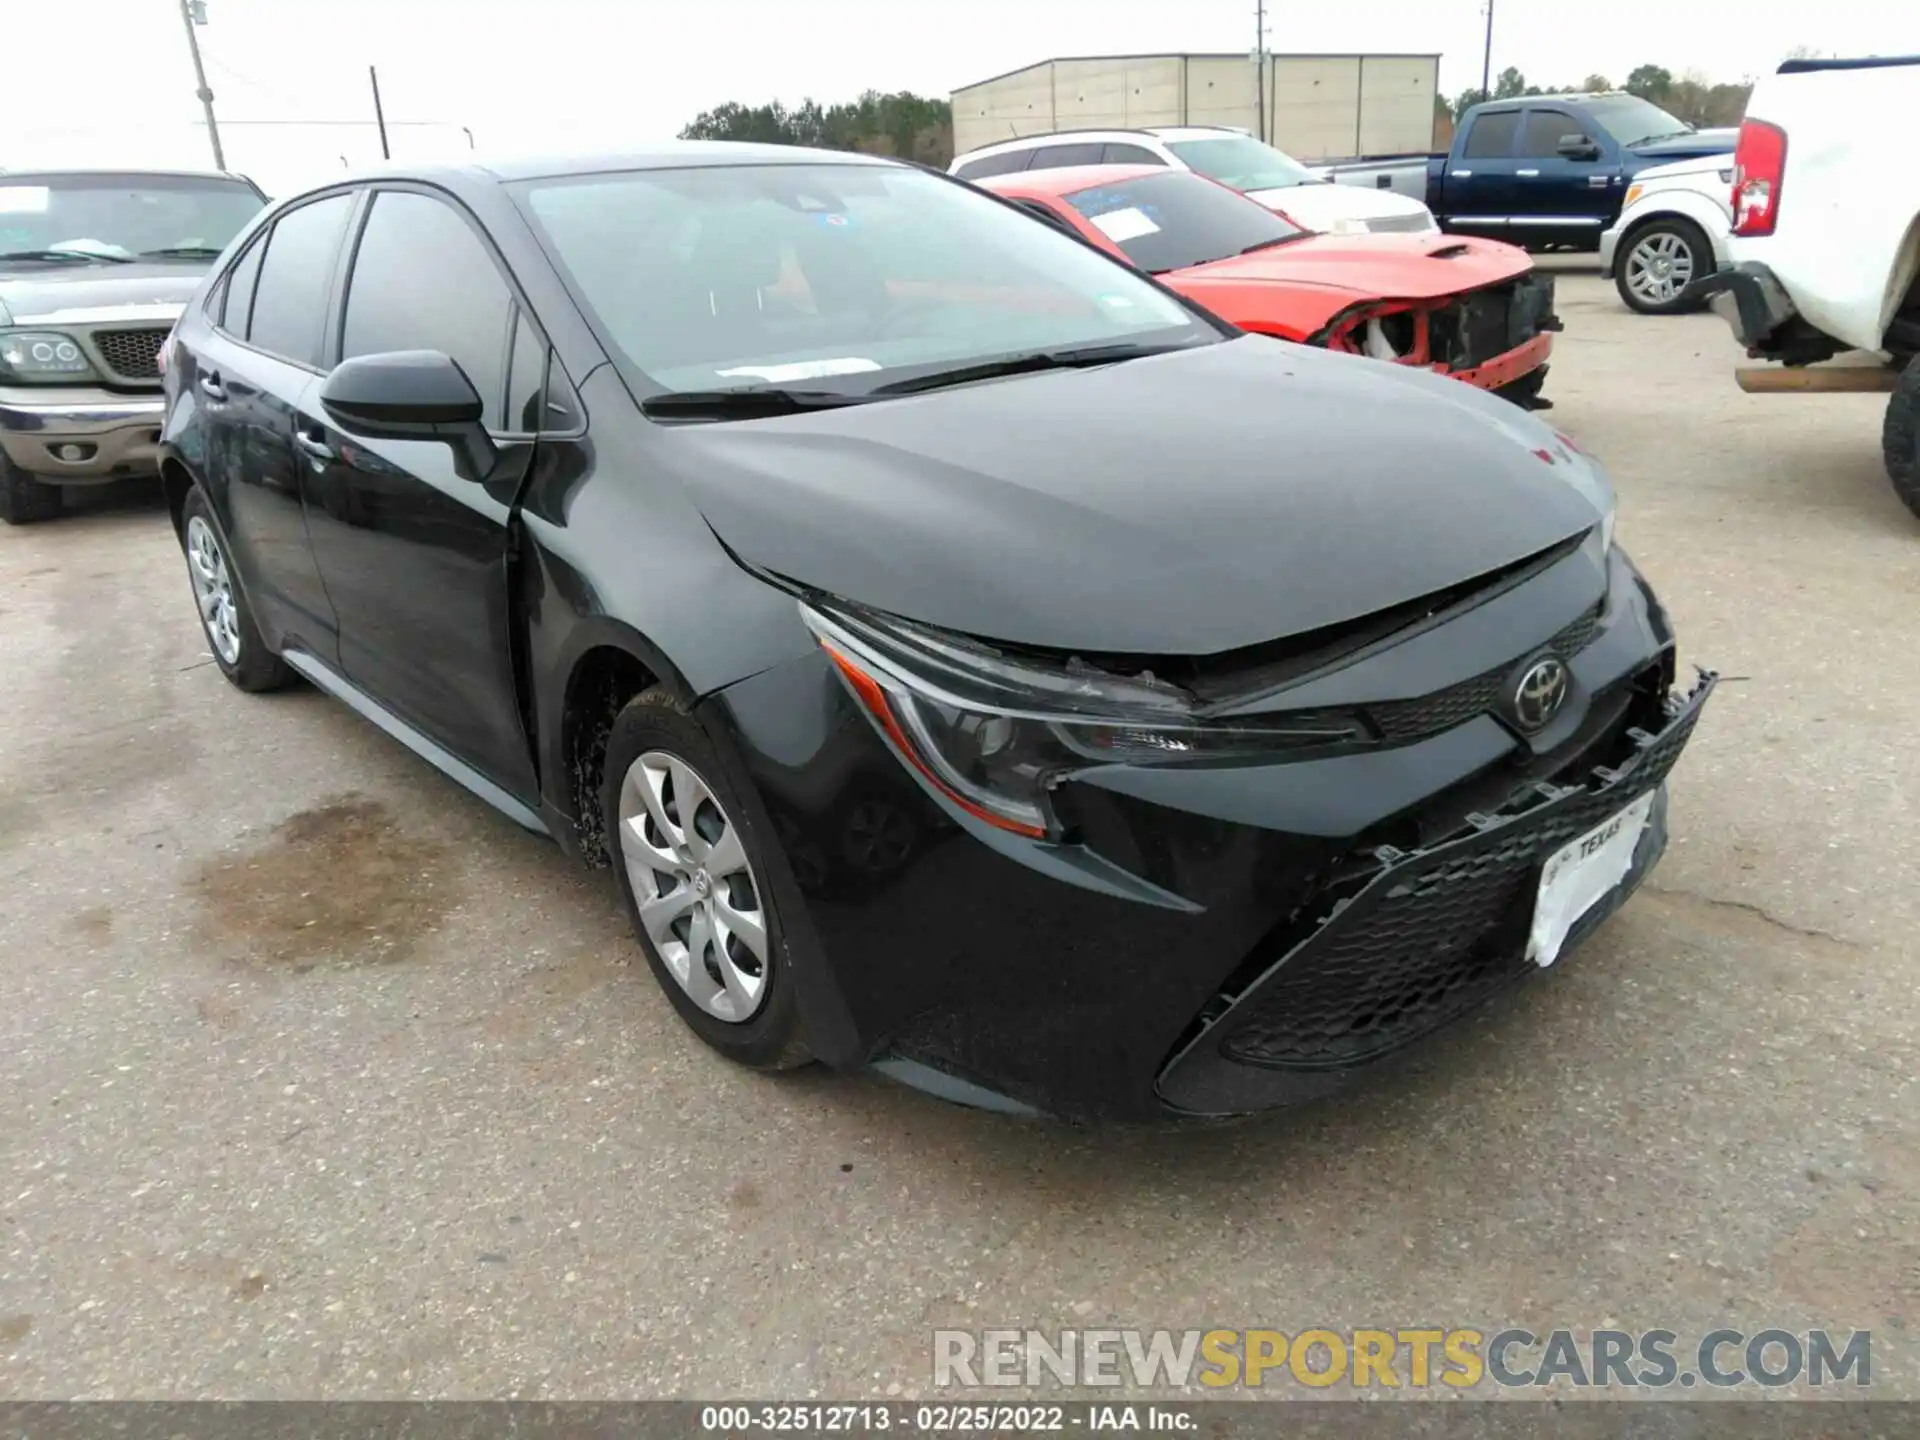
[1167, 232, 1534, 330]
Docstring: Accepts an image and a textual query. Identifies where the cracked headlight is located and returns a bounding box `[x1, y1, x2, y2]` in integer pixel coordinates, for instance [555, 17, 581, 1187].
[0, 330, 95, 382]
[801, 600, 1366, 839]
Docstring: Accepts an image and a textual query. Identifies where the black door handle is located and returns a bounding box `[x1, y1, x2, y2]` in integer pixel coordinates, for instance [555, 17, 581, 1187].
[294, 428, 335, 462]
[198, 372, 227, 400]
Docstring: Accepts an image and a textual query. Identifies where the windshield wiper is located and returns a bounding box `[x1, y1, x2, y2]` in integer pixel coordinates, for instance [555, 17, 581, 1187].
[0, 248, 134, 265]
[1634, 129, 1698, 145]
[870, 341, 1196, 397]
[639, 386, 877, 420]
[140, 245, 226, 259]
[1239, 235, 1308, 255]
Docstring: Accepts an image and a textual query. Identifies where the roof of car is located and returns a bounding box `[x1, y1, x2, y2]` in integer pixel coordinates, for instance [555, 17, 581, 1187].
[981, 163, 1170, 196]
[955, 125, 1249, 160]
[329, 141, 900, 189]
[0, 167, 255, 182]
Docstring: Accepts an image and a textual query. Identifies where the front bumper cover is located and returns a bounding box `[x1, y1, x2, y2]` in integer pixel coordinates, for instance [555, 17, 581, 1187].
[0, 388, 167, 481]
[1157, 670, 1713, 1115]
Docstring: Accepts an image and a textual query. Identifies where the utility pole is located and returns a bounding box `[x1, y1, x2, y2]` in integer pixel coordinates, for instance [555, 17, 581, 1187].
[176, 0, 226, 171]
[1480, 0, 1496, 101]
[1253, 0, 1268, 143]
[368, 65, 391, 159]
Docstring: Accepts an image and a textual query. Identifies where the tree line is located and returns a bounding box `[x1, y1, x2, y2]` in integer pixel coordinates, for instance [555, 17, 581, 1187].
[680, 91, 954, 166]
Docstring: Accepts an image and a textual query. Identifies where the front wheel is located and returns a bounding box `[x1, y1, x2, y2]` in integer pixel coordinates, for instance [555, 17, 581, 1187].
[1615, 217, 1713, 315]
[0, 455, 62, 525]
[1884, 355, 1920, 522]
[603, 686, 814, 1070]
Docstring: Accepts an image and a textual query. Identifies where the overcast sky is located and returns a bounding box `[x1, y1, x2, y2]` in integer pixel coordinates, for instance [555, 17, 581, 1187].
[13, 0, 1915, 192]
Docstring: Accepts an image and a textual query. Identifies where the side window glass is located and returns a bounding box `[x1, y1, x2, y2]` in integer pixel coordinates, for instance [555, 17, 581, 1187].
[954, 151, 1033, 180]
[505, 310, 549, 433]
[1519, 111, 1580, 158]
[1102, 144, 1166, 165]
[219, 232, 265, 337]
[342, 190, 514, 429]
[1462, 113, 1521, 159]
[1030, 143, 1106, 169]
[246, 194, 353, 366]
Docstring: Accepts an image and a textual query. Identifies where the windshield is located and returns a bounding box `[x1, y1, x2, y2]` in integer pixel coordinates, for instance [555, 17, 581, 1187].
[1584, 96, 1694, 147]
[1061, 172, 1307, 274]
[1165, 137, 1316, 193]
[0, 174, 264, 261]
[517, 163, 1213, 396]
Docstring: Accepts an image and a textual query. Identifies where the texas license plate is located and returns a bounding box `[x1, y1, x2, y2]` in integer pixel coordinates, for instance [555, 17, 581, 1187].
[1526, 791, 1655, 968]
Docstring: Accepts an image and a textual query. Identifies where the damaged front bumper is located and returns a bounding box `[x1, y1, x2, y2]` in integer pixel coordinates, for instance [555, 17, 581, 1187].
[1156, 669, 1715, 1116]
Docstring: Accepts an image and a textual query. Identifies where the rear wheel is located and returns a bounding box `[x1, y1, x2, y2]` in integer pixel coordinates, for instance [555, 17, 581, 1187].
[180, 486, 296, 692]
[1615, 217, 1713, 315]
[0, 455, 62, 525]
[1884, 355, 1920, 522]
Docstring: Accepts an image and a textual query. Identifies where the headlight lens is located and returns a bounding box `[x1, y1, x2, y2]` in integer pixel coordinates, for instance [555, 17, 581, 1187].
[802, 601, 1367, 839]
[1325, 216, 1370, 235]
[0, 330, 95, 382]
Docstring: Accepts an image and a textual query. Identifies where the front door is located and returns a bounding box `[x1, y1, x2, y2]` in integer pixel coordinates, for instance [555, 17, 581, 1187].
[295, 186, 546, 804]
[1512, 105, 1621, 247]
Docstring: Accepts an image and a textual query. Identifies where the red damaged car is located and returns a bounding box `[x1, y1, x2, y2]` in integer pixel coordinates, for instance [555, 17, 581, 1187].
[980, 164, 1560, 409]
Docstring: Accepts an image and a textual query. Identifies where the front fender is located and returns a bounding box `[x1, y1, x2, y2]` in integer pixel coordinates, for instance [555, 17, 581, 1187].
[1603, 189, 1735, 277]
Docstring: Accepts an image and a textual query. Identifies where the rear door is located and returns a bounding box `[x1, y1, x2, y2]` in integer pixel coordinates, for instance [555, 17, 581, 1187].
[189, 192, 355, 662]
[1512, 104, 1621, 244]
[1440, 110, 1523, 236]
[295, 184, 547, 802]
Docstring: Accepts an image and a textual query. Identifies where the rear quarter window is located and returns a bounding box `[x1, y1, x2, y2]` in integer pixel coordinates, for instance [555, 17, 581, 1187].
[953, 151, 1035, 180]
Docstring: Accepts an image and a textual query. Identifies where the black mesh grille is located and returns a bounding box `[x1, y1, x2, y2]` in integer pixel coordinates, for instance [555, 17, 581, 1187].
[1365, 603, 1602, 741]
[88, 327, 169, 381]
[1215, 679, 1707, 1071]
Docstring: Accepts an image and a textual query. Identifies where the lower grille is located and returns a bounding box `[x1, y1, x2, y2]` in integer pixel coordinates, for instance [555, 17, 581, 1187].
[87, 327, 170, 382]
[1212, 674, 1710, 1071]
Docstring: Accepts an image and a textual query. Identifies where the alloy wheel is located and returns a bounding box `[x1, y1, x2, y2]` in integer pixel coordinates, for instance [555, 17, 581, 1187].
[186, 514, 242, 665]
[1625, 230, 1696, 306]
[619, 749, 770, 1023]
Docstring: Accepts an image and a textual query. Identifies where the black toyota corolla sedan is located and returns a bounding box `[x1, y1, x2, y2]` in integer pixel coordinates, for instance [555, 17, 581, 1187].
[157, 142, 1712, 1122]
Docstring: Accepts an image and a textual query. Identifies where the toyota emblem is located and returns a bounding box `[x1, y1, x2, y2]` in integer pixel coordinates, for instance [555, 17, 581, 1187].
[1512, 656, 1570, 731]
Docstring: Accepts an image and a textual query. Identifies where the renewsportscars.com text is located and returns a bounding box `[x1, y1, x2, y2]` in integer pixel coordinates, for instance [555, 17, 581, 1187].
[933, 1327, 1871, 1390]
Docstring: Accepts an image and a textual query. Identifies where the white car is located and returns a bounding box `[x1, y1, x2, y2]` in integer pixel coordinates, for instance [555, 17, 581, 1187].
[1598, 153, 1735, 315]
[949, 126, 1439, 235]
[1690, 54, 1920, 520]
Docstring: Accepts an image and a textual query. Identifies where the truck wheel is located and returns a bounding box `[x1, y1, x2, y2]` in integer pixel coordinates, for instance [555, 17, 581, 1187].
[0, 455, 63, 525]
[1884, 356, 1920, 523]
[1615, 217, 1713, 315]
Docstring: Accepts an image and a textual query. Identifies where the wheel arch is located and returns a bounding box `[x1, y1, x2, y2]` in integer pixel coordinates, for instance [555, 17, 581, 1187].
[1615, 202, 1727, 270]
[550, 619, 698, 868]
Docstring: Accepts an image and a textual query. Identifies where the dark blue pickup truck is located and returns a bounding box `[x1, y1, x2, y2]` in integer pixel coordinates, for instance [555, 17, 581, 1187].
[1320, 92, 1736, 251]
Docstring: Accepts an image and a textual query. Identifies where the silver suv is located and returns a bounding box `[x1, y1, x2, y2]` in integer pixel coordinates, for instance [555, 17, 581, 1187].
[1, 169, 266, 523]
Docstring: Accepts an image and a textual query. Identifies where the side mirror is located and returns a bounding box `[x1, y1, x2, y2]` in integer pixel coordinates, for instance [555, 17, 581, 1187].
[1557, 134, 1602, 161]
[320, 350, 495, 481]
[320, 350, 484, 434]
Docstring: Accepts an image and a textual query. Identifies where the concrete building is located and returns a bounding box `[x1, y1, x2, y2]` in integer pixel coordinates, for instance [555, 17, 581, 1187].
[951, 53, 1441, 163]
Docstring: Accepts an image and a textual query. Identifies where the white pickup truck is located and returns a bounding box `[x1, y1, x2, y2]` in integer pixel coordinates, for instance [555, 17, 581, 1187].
[1689, 55, 1920, 520]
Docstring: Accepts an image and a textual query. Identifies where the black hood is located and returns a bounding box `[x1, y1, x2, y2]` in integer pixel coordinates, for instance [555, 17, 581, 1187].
[670, 337, 1609, 656]
[0, 261, 206, 325]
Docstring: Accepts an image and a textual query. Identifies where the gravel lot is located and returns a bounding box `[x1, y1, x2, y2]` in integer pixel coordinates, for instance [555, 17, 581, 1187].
[2, 264, 1915, 1400]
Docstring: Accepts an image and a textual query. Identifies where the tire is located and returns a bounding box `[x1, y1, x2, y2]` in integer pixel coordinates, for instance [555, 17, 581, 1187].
[0, 455, 63, 525]
[602, 685, 814, 1070]
[1614, 216, 1713, 316]
[1885, 355, 1920, 523]
[179, 486, 296, 692]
